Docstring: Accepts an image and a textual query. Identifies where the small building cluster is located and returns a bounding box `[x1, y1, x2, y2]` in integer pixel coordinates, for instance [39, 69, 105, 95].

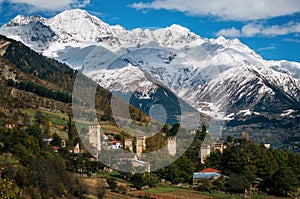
[200, 131, 271, 165]
[83, 124, 181, 172]
[86, 125, 152, 172]
[124, 135, 176, 157]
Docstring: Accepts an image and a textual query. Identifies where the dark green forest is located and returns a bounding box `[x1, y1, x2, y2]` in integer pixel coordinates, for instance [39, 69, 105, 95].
[204, 137, 300, 196]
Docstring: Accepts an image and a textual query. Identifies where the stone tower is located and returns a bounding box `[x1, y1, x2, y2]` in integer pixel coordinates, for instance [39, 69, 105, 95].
[167, 136, 176, 156]
[200, 144, 211, 164]
[136, 136, 146, 156]
[88, 124, 101, 158]
[124, 138, 133, 152]
[213, 140, 224, 153]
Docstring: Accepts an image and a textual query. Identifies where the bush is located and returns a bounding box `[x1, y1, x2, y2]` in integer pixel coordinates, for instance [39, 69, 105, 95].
[225, 174, 250, 194]
[130, 173, 159, 190]
[97, 181, 106, 199]
[106, 178, 117, 191]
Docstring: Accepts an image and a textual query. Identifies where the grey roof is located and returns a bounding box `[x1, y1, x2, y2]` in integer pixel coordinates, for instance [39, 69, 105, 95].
[193, 172, 221, 179]
[134, 160, 149, 164]
[113, 153, 137, 159]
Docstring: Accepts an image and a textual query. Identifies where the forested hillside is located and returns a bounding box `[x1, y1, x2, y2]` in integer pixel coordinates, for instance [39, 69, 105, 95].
[0, 35, 149, 198]
[0, 35, 149, 125]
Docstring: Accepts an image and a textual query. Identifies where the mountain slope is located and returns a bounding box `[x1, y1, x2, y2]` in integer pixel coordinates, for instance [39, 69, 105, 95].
[1, 9, 300, 151]
[0, 35, 152, 127]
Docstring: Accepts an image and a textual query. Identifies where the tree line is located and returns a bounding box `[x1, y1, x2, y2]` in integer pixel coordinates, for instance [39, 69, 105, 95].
[6, 79, 72, 103]
[204, 137, 300, 196]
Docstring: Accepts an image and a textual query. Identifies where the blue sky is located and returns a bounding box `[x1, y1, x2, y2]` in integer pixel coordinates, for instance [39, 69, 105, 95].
[0, 0, 300, 62]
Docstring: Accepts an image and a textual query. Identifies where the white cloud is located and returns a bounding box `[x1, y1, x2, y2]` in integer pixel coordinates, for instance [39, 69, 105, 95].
[241, 24, 262, 37]
[131, 0, 300, 21]
[4, 0, 90, 11]
[216, 22, 300, 38]
[283, 38, 300, 43]
[257, 46, 276, 51]
[216, 27, 241, 37]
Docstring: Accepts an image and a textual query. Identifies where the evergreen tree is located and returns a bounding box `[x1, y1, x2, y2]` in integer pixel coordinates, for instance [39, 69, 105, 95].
[23, 113, 30, 126]
[35, 110, 43, 124]
[226, 135, 233, 143]
[51, 133, 62, 147]
[67, 114, 78, 146]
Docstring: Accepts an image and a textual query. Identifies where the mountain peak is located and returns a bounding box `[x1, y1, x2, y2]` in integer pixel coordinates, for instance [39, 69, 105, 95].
[46, 9, 112, 43]
[167, 24, 200, 38]
[168, 24, 190, 32]
[5, 15, 46, 27]
[49, 8, 105, 24]
[9, 15, 26, 25]
[211, 36, 261, 59]
[215, 36, 227, 43]
[54, 8, 91, 18]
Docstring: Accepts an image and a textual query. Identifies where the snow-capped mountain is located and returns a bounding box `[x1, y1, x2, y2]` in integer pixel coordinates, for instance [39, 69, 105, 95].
[1, 9, 300, 137]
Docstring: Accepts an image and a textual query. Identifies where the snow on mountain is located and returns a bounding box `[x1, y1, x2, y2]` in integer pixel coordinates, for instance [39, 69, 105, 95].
[268, 60, 300, 79]
[211, 36, 262, 60]
[5, 15, 47, 26]
[45, 9, 113, 44]
[0, 15, 56, 51]
[1, 9, 300, 123]
[87, 64, 156, 93]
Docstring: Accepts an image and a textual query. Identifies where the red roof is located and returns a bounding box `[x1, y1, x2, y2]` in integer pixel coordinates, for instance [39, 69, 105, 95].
[110, 140, 121, 144]
[52, 146, 60, 150]
[200, 168, 221, 173]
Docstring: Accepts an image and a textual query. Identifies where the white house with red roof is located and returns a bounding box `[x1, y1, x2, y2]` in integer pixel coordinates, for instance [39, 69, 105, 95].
[193, 168, 223, 185]
[107, 140, 122, 149]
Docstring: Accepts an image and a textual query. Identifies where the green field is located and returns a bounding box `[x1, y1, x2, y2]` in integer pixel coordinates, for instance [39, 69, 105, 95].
[21, 108, 68, 127]
[143, 185, 184, 194]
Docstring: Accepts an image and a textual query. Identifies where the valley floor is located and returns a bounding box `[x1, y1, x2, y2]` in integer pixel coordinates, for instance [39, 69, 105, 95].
[79, 176, 292, 199]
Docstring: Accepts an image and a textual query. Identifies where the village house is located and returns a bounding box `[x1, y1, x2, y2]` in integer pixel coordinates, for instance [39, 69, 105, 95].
[193, 168, 222, 185]
[113, 153, 151, 172]
[5, 122, 17, 130]
[52, 146, 60, 152]
[114, 153, 138, 162]
[69, 142, 83, 154]
[132, 159, 151, 172]
[107, 140, 122, 149]
[263, 143, 271, 149]
[42, 137, 53, 144]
